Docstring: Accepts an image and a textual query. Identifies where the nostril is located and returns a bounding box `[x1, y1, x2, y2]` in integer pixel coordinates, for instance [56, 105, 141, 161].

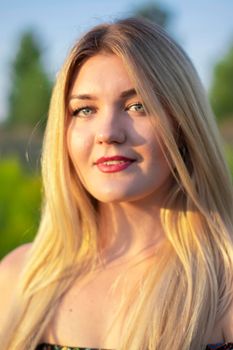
[95, 130, 126, 144]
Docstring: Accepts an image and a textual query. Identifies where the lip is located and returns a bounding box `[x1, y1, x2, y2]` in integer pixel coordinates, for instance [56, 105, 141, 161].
[95, 155, 136, 173]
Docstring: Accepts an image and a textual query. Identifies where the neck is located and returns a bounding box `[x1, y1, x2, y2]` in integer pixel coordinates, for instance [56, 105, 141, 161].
[98, 196, 166, 267]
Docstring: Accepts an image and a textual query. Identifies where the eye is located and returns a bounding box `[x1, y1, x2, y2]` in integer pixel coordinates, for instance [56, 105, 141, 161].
[71, 106, 95, 118]
[127, 102, 145, 114]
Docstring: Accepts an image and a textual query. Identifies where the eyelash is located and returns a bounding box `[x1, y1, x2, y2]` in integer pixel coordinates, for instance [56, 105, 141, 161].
[71, 102, 145, 118]
[71, 106, 95, 117]
[127, 102, 145, 112]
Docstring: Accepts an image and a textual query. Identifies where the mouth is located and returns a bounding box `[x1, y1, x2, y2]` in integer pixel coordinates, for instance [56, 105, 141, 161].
[94, 155, 136, 173]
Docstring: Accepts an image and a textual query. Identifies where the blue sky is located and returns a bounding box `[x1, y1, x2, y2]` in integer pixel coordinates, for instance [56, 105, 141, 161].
[1, 0, 233, 121]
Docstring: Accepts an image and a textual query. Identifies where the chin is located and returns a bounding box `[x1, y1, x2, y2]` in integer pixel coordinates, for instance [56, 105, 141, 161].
[88, 187, 134, 203]
[88, 188, 154, 204]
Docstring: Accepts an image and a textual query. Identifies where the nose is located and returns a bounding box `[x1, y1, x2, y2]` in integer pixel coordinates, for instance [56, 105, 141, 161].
[95, 109, 126, 145]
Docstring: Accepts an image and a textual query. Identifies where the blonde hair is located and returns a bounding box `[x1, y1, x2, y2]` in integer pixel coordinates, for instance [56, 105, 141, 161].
[1, 17, 233, 350]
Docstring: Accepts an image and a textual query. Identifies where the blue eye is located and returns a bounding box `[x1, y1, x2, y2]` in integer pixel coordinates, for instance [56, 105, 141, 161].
[72, 106, 94, 117]
[127, 103, 145, 113]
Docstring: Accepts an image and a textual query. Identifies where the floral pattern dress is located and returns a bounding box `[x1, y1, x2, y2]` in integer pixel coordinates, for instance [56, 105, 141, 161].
[36, 343, 233, 350]
[36, 345, 111, 350]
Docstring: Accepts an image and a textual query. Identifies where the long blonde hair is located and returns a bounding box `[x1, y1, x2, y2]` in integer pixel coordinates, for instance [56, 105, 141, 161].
[1, 17, 233, 350]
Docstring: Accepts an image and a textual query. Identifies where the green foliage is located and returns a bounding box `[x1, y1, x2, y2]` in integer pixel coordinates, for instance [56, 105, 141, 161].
[0, 157, 42, 259]
[5, 30, 52, 129]
[209, 44, 233, 122]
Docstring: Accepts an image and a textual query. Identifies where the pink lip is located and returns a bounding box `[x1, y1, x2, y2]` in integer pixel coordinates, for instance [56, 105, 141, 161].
[95, 155, 135, 173]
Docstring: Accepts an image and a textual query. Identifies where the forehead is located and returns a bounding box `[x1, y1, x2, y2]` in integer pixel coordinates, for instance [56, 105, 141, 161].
[70, 53, 134, 96]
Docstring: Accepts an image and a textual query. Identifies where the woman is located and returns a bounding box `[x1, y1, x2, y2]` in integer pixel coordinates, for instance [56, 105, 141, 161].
[0, 17, 233, 350]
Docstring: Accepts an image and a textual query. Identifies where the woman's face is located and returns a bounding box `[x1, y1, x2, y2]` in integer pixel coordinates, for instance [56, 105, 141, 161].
[67, 53, 172, 204]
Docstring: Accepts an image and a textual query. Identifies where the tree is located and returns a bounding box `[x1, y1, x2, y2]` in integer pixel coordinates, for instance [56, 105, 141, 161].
[209, 44, 233, 123]
[133, 1, 173, 30]
[5, 29, 52, 130]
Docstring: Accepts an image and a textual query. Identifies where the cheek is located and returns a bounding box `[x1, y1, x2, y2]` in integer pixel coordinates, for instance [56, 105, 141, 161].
[144, 130, 163, 159]
[146, 134, 170, 172]
[66, 123, 92, 165]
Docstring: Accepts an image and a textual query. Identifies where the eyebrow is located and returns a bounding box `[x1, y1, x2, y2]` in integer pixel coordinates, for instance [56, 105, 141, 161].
[120, 88, 137, 99]
[69, 88, 137, 101]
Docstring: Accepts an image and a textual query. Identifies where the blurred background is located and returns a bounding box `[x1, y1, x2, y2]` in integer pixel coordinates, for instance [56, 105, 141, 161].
[0, 0, 233, 259]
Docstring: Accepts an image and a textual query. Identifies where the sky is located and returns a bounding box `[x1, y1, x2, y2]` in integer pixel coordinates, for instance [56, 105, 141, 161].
[1, 0, 233, 121]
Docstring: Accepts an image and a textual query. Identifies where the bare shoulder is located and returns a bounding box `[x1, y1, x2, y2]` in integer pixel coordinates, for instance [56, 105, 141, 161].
[0, 243, 32, 275]
[0, 243, 32, 289]
[0, 244, 32, 325]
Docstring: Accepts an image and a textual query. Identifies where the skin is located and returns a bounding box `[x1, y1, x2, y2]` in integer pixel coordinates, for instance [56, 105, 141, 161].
[67, 53, 172, 205]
